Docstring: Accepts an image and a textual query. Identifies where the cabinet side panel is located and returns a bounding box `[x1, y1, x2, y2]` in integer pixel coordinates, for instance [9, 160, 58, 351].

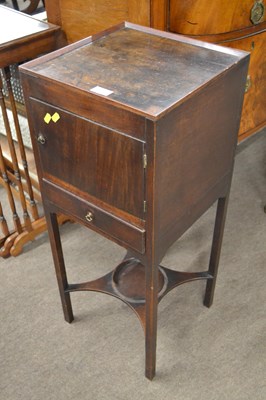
[154, 60, 249, 257]
[50, 0, 151, 43]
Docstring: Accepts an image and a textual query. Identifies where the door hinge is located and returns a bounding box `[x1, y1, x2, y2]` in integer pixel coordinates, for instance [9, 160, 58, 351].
[143, 153, 147, 169]
[143, 200, 147, 213]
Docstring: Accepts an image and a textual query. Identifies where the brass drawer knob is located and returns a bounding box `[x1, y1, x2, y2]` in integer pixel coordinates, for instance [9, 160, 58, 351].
[85, 211, 94, 222]
[250, 1, 265, 24]
[37, 133, 46, 145]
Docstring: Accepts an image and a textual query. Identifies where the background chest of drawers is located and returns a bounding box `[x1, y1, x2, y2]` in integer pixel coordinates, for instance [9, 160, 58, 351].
[169, 0, 266, 141]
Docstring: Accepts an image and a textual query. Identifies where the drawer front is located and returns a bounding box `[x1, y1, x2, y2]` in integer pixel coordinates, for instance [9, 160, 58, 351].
[169, 0, 265, 35]
[29, 98, 146, 220]
[42, 180, 145, 254]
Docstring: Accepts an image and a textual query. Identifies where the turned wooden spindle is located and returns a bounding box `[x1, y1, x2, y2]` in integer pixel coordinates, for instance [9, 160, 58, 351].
[11, 0, 42, 14]
[0, 72, 32, 231]
[0, 200, 9, 237]
[3, 67, 39, 221]
[0, 141, 22, 234]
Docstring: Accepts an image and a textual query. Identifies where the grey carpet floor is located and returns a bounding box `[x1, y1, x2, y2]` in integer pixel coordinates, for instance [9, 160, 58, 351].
[0, 129, 266, 399]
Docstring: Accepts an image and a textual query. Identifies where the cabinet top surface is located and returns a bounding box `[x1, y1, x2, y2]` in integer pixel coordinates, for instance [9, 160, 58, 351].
[22, 23, 248, 118]
[0, 6, 56, 47]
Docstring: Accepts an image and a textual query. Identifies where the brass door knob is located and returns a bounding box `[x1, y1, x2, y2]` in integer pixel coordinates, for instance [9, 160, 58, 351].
[37, 133, 46, 145]
[85, 211, 94, 222]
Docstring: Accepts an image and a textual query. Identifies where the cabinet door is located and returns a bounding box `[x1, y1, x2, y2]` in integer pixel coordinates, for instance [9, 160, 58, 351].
[29, 98, 145, 219]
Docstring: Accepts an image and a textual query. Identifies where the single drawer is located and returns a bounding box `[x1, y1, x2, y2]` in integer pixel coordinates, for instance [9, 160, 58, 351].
[42, 180, 146, 254]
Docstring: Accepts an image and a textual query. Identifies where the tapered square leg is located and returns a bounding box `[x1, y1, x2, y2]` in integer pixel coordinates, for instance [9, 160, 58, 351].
[45, 211, 74, 323]
[204, 196, 230, 308]
[145, 303, 157, 380]
[145, 259, 159, 380]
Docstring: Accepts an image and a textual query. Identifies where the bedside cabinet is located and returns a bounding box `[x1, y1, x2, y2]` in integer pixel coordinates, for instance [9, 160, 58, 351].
[20, 22, 249, 380]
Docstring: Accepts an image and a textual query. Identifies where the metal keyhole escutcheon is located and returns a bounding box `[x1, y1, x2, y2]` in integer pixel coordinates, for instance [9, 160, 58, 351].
[37, 133, 46, 145]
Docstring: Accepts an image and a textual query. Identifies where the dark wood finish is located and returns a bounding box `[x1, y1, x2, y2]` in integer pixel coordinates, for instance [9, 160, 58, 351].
[44, 0, 265, 140]
[29, 99, 145, 219]
[20, 23, 249, 379]
[204, 196, 230, 308]
[0, 6, 61, 256]
[45, 211, 74, 323]
[41, 180, 146, 254]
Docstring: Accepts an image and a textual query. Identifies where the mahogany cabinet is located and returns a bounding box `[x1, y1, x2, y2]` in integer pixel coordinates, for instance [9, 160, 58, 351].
[20, 23, 249, 379]
[45, 0, 266, 140]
